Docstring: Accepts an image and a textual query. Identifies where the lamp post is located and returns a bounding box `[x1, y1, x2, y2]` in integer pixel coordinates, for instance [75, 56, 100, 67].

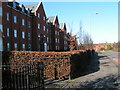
[90, 12, 99, 42]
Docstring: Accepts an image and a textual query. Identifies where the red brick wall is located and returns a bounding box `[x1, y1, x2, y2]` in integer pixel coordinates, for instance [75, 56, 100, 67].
[2, 2, 32, 51]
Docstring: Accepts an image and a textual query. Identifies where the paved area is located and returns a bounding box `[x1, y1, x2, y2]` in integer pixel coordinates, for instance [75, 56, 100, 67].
[45, 52, 119, 89]
[101, 51, 120, 63]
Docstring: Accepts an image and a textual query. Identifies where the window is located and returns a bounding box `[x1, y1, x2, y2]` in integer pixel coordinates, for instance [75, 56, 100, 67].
[22, 7, 24, 12]
[47, 37, 49, 42]
[43, 16, 45, 21]
[38, 13, 40, 18]
[22, 19, 25, 26]
[7, 43, 10, 51]
[58, 39, 59, 43]
[58, 46, 59, 50]
[14, 43, 17, 50]
[28, 44, 31, 51]
[22, 44, 25, 50]
[28, 21, 31, 28]
[56, 38, 57, 43]
[6, 13, 9, 21]
[28, 33, 31, 40]
[43, 26, 45, 31]
[0, 7, 2, 16]
[55, 31, 57, 35]
[7, 28, 10, 37]
[38, 34, 40, 40]
[56, 46, 57, 50]
[44, 35, 46, 38]
[14, 16, 17, 23]
[22, 31, 25, 39]
[38, 23, 40, 29]
[47, 29, 48, 33]
[0, 38, 2, 51]
[14, 29, 17, 37]
[0, 24, 2, 32]
[64, 41, 67, 44]
[28, 10, 30, 15]
[13, 2, 16, 8]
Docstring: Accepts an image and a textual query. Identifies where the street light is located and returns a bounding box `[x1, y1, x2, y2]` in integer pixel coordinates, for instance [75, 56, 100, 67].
[90, 12, 99, 42]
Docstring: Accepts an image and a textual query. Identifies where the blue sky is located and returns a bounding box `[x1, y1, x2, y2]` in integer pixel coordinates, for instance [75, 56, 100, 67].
[19, 1, 118, 44]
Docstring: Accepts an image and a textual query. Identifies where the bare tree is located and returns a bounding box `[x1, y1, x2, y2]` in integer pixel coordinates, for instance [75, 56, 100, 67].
[78, 21, 93, 50]
[83, 32, 93, 50]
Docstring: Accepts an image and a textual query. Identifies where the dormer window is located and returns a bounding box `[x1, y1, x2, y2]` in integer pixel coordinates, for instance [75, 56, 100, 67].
[22, 7, 24, 12]
[28, 9, 30, 15]
[13, 2, 16, 8]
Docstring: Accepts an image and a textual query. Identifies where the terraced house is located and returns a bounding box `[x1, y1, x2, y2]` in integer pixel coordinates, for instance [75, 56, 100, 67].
[0, 1, 68, 51]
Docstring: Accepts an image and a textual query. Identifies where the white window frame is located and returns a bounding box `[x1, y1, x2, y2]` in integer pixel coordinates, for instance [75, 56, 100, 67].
[38, 34, 40, 40]
[22, 19, 25, 26]
[14, 16, 17, 23]
[0, 7, 2, 16]
[56, 38, 57, 43]
[14, 43, 17, 50]
[43, 16, 45, 21]
[56, 46, 57, 50]
[22, 31, 25, 39]
[38, 44, 40, 51]
[7, 43, 10, 51]
[22, 44, 25, 50]
[47, 37, 49, 42]
[28, 21, 31, 28]
[7, 28, 10, 37]
[28, 44, 31, 50]
[44, 35, 46, 38]
[0, 25, 2, 32]
[6, 13, 9, 21]
[14, 29, 17, 38]
[58, 39, 59, 43]
[38, 23, 40, 29]
[55, 31, 57, 35]
[38, 13, 40, 18]
[47, 29, 48, 33]
[44, 26, 46, 31]
[22, 7, 24, 12]
[28, 33, 31, 40]
[13, 2, 16, 8]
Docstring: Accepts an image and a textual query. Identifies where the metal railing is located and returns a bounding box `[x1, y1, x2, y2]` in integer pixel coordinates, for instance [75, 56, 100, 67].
[2, 62, 44, 90]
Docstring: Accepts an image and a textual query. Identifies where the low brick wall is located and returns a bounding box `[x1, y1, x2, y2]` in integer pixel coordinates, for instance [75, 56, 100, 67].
[2, 50, 93, 80]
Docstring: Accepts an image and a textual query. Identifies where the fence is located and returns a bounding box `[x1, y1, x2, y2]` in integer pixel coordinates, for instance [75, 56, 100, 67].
[2, 62, 44, 90]
[2, 50, 94, 89]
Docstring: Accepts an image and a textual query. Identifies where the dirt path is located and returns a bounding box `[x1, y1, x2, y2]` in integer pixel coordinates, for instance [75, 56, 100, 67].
[45, 52, 119, 89]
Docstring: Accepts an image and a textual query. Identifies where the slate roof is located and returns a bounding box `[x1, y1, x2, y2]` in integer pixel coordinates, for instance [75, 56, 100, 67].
[47, 16, 56, 23]
[59, 23, 64, 29]
[25, 4, 38, 12]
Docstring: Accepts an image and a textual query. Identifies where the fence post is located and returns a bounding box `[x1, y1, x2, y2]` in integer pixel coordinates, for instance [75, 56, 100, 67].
[37, 62, 44, 89]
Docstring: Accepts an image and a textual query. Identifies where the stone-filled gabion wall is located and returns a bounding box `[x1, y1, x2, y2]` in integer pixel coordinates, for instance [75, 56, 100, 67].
[2, 50, 93, 80]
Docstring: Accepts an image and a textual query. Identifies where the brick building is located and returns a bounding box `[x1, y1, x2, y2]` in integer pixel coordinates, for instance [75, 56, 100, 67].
[59, 23, 68, 51]
[0, 1, 69, 51]
[47, 16, 60, 51]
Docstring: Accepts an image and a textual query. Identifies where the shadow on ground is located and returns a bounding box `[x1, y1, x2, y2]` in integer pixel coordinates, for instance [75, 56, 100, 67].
[76, 75, 119, 89]
[78, 52, 106, 77]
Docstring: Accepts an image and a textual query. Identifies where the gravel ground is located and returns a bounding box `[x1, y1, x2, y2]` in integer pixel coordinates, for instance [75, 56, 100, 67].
[45, 52, 119, 89]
